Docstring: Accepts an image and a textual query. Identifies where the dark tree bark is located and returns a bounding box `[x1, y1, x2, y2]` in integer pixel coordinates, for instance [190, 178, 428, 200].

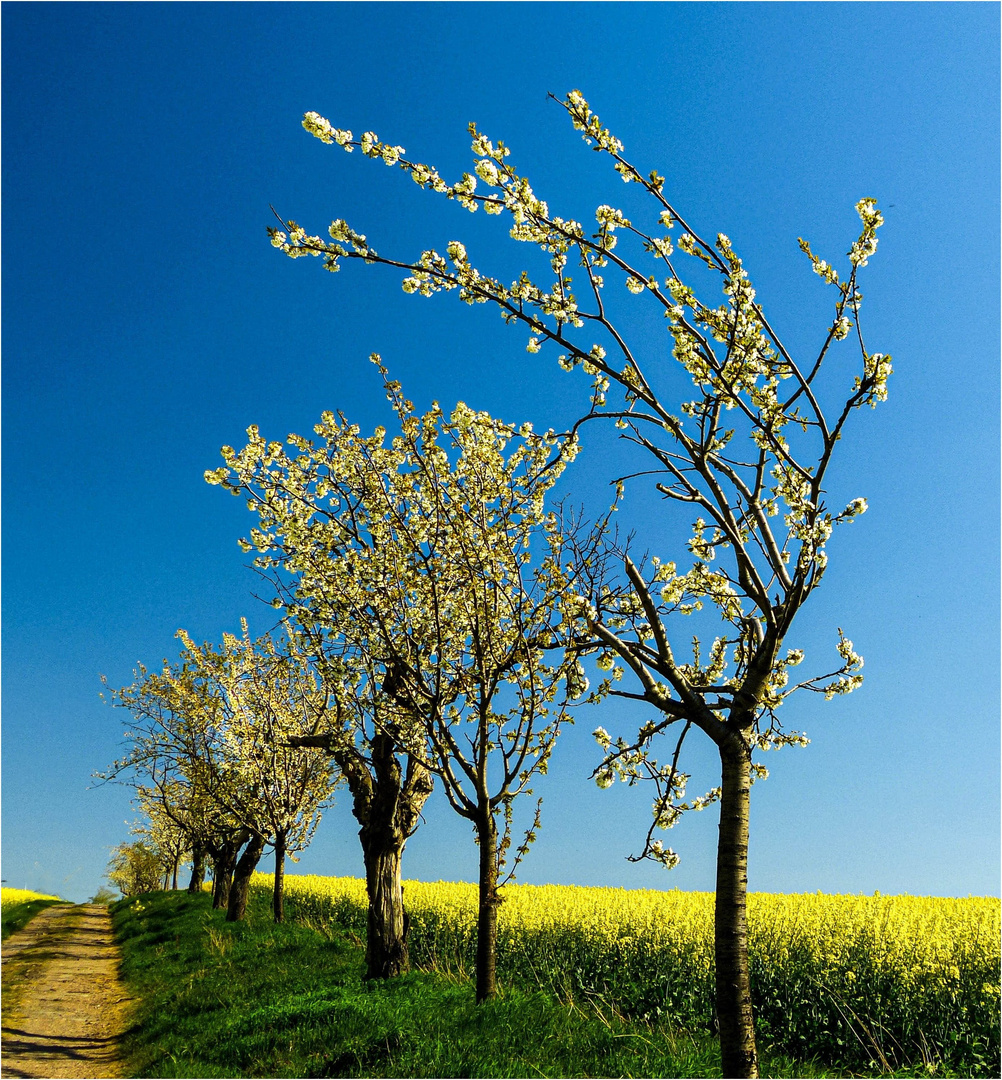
[289, 729, 433, 980]
[356, 732, 429, 979]
[226, 831, 267, 922]
[715, 732, 759, 1079]
[273, 829, 287, 923]
[208, 829, 248, 910]
[474, 808, 500, 1003]
[187, 845, 207, 894]
[210, 852, 232, 909]
[360, 824, 408, 977]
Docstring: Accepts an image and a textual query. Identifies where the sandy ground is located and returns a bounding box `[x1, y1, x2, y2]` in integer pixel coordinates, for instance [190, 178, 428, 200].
[1, 904, 132, 1079]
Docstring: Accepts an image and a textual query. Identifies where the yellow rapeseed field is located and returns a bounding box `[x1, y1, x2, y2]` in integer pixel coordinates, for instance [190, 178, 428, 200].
[0, 887, 63, 915]
[251, 872, 1000, 1072]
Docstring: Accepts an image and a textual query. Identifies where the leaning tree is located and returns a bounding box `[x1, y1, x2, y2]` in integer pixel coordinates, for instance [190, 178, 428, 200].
[264, 90, 891, 1076]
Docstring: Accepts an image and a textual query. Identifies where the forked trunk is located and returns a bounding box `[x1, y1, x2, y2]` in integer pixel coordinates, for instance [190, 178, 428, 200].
[226, 832, 266, 922]
[187, 846, 206, 894]
[715, 733, 759, 1079]
[353, 733, 431, 980]
[287, 728, 433, 980]
[210, 829, 249, 910]
[474, 809, 500, 1003]
[273, 830, 287, 923]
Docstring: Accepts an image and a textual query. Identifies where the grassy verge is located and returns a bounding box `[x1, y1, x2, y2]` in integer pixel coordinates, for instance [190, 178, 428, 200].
[115, 891, 979, 1078]
[1, 897, 66, 941]
[114, 890, 870, 1079]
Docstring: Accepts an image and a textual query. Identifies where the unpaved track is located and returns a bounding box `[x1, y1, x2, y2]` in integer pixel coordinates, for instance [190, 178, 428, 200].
[1, 904, 132, 1079]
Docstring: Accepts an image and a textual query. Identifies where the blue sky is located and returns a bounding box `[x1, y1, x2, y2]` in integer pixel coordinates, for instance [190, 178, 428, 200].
[3, 2, 998, 904]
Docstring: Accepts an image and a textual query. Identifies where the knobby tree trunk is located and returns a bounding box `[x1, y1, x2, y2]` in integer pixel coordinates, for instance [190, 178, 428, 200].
[273, 829, 287, 923]
[715, 733, 759, 1079]
[210, 853, 232, 909]
[360, 826, 408, 978]
[357, 731, 425, 979]
[287, 728, 433, 980]
[210, 829, 249, 910]
[474, 808, 500, 1003]
[227, 831, 267, 922]
[187, 845, 207, 894]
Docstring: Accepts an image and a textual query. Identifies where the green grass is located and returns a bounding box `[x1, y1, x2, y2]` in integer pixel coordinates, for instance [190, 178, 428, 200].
[111, 891, 974, 1079]
[0, 897, 65, 940]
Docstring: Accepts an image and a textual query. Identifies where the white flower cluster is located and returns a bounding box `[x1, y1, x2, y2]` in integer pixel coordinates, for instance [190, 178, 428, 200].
[857, 353, 893, 406]
[565, 90, 625, 155]
[850, 197, 884, 266]
[647, 841, 680, 869]
[832, 315, 854, 340]
[595, 204, 631, 231]
[302, 111, 353, 149]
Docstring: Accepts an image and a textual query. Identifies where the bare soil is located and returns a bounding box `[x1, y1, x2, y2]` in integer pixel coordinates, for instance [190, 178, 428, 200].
[1, 904, 132, 1079]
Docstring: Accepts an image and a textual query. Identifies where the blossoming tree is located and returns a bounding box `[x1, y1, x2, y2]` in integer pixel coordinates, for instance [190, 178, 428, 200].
[263, 91, 891, 1075]
[105, 624, 335, 922]
[134, 786, 192, 890]
[172, 624, 337, 922]
[106, 839, 164, 897]
[103, 665, 250, 910]
[207, 363, 583, 998]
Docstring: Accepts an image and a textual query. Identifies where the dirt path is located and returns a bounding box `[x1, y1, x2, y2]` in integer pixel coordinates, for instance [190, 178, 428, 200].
[1, 904, 132, 1079]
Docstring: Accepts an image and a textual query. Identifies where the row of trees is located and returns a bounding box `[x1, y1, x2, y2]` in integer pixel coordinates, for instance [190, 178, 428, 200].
[105, 377, 592, 999]
[103, 623, 336, 920]
[107, 91, 890, 1078]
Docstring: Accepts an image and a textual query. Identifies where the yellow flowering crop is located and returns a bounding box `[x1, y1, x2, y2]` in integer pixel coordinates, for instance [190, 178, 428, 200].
[251, 873, 999, 1073]
[1, 887, 62, 914]
[1, 885, 63, 928]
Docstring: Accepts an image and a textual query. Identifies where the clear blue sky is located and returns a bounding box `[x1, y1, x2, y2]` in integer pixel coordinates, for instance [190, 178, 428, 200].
[3, 2, 998, 904]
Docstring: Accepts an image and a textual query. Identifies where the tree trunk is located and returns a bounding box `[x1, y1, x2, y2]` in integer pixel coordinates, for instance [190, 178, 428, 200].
[226, 832, 267, 922]
[474, 808, 500, 1003]
[210, 830, 248, 910]
[210, 854, 231, 909]
[187, 846, 206, 894]
[273, 830, 286, 923]
[715, 733, 759, 1079]
[354, 732, 432, 980]
[360, 827, 408, 978]
[288, 729, 433, 980]
[210, 849, 235, 909]
[171, 856, 179, 891]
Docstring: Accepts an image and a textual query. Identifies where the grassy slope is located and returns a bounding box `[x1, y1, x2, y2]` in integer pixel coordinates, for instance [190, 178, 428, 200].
[114, 890, 865, 1080]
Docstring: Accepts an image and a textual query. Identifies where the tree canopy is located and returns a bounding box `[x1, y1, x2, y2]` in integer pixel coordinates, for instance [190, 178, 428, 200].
[262, 90, 891, 1076]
